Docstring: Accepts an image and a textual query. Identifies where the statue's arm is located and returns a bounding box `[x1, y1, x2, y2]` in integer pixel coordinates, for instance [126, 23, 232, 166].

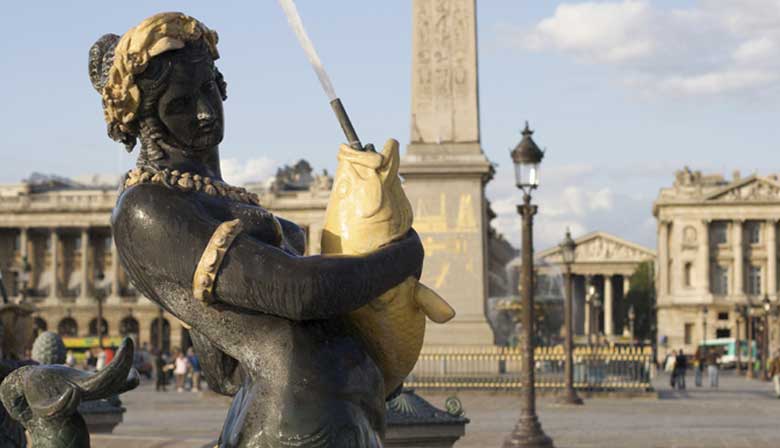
[112, 184, 424, 320]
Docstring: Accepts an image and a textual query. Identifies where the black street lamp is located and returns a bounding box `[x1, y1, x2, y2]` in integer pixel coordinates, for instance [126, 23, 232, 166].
[702, 305, 709, 346]
[747, 306, 755, 379]
[762, 294, 771, 380]
[502, 122, 553, 448]
[94, 268, 106, 349]
[734, 304, 743, 372]
[19, 256, 31, 302]
[556, 229, 583, 406]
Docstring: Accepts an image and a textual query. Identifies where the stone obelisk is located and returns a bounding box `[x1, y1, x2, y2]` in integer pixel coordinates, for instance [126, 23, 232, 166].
[402, 0, 494, 346]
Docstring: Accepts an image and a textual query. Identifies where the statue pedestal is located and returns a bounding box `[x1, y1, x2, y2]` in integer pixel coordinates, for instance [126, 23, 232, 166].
[385, 389, 468, 448]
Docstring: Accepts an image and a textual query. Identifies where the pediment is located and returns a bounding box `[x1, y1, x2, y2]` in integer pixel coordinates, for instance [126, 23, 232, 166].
[537, 232, 655, 265]
[705, 176, 780, 202]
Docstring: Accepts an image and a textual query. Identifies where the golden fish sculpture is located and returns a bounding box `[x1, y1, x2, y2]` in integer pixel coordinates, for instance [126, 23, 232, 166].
[322, 139, 456, 396]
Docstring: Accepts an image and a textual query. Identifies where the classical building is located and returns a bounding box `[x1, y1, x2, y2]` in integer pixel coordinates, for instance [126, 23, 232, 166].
[535, 232, 655, 340]
[0, 162, 515, 353]
[654, 168, 780, 359]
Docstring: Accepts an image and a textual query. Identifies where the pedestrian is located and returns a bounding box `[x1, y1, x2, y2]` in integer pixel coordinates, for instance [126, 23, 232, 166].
[187, 347, 201, 392]
[674, 349, 687, 390]
[769, 350, 780, 398]
[65, 350, 76, 368]
[173, 349, 190, 393]
[694, 347, 703, 387]
[707, 348, 719, 388]
[154, 349, 169, 392]
[86, 349, 97, 371]
[95, 347, 106, 371]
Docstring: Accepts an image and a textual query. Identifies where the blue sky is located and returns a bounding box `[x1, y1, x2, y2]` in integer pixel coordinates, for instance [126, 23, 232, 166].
[1, 1, 779, 250]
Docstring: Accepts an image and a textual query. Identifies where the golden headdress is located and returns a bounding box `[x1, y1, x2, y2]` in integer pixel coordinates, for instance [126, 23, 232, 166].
[89, 12, 219, 139]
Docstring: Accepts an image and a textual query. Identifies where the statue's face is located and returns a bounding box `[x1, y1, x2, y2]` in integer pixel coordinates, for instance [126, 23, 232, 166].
[157, 56, 224, 151]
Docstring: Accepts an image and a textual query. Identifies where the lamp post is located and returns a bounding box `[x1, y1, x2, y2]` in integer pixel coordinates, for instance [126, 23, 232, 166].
[557, 229, 583, 406]
[502, 122, 553, 448]
[747, 307, 755, 379]
[702, 305, 708, 347]
[762, 294, 771, 381]
[734, 304, 743, 373]
[94, 268, 106, 349]
[593, 295, 602, 346]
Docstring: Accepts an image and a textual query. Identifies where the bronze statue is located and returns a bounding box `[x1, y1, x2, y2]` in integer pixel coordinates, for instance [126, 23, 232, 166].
[0, 338, 138, 448]
[89, 12, 432, 447]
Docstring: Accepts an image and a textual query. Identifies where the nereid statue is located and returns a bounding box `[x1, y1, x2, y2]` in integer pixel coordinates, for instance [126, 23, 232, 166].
[86, 12, 452, 447]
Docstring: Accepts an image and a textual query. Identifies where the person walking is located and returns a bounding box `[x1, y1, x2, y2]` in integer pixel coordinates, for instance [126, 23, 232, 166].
[769, 350, 780, 398]
[187, 348, 202, 392]
[154, 349, 169, 392]
[707, 348, 720, 388]
[674, 349, 688, 390]
[694, 347, 703, 387]
[173, 350, 190, 393]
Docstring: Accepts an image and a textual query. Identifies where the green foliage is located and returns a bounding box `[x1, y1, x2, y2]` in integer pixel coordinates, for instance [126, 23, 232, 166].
[625, 261, 656, 342]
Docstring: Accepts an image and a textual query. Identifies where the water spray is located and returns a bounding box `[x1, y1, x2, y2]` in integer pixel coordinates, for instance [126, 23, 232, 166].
[277, 0, 367, 152]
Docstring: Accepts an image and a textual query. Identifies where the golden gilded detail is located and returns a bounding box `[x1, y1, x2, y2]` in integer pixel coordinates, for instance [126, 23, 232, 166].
[322, 139, 456, 395]
[193, 219, 244, 304]
[102, 12, 220, 135]
[123, 167, 261, 206]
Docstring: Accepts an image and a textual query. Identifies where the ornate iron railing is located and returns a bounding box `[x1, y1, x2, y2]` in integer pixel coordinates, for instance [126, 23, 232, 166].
[406, 345, 654, 391]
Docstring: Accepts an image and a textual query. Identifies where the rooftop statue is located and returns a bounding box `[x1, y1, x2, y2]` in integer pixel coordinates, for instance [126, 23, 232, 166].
[89, 12, 446, 447]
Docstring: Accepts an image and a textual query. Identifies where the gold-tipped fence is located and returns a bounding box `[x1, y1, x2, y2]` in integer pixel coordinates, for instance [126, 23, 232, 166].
[405, 345, 654, 391]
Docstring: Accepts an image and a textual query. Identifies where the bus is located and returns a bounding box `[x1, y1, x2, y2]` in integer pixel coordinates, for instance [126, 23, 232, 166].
[698, 338, 757, 368]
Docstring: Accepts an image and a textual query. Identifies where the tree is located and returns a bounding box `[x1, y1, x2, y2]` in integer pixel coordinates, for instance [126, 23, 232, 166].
[624, 261, 656, 343]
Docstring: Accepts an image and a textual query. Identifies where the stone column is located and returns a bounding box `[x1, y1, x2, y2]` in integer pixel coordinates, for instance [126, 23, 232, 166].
[700, 220, 710, 294]
[307, 223, 323, 255]
[658, 221, 669, 295]
[623, 276, 630, 296]
[48, 229, 59, 301]
[19, 227, 28, 258]
[734, 220, 744, 296]
[604, 275, 614, 337]
[80, 228, 90, 300]
[768, 220, 777, 297]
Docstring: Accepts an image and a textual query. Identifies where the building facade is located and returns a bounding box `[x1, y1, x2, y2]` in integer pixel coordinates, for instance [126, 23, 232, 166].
[654, 168, 780, 359]
[0, 163, 515, 353]
[535, 232, 655, 341]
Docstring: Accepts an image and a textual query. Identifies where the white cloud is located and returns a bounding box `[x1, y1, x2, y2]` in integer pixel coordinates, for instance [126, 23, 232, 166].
[220, 156, 277, 186]
[487, 162, 656, 251]
[506, 0, 780, 96]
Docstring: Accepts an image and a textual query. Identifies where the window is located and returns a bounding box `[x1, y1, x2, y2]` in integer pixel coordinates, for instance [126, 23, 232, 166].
[13, 234, 20, 251]
[717, 312, 729, 321]
[746, 221, 761, 244]
[684, 323, 694, 345]
[712, 222, 728, 245]
[684, 263, 693, 287]
[716, 328, 731, 338]
[712, 265, 729, 295]
[57, 318, 78, 337]
[747, 265, 762, 295]
[74, 236, 82, 250]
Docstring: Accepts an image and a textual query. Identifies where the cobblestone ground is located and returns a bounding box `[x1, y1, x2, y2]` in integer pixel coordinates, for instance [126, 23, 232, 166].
[92, 371, 780, 448]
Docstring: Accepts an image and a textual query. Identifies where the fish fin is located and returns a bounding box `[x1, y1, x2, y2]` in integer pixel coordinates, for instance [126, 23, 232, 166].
[414, 283, 455, 323]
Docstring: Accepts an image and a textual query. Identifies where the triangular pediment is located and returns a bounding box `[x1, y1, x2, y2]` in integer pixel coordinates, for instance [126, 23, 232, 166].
[536, 232, 655, 265]
[705, 175, 780, 202]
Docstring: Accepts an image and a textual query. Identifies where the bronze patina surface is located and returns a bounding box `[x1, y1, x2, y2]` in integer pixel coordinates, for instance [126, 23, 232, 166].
[90, 12, 427, 447]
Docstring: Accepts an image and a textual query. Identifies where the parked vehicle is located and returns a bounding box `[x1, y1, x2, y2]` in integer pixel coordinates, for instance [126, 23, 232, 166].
[698, 338, 757, 368]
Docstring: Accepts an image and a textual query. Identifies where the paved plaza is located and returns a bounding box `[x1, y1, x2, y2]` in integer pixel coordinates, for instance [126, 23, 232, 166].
[92, 371, 780, 448]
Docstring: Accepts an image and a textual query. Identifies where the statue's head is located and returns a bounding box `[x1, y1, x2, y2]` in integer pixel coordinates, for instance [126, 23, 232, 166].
[89, 12, 227, 165]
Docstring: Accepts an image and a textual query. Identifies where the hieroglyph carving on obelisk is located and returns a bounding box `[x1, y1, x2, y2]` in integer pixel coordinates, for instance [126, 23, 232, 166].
[411, 0, 480, 145]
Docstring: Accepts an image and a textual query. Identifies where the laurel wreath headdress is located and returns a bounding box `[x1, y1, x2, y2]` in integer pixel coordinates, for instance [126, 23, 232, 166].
[88, 12, 219, 149]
